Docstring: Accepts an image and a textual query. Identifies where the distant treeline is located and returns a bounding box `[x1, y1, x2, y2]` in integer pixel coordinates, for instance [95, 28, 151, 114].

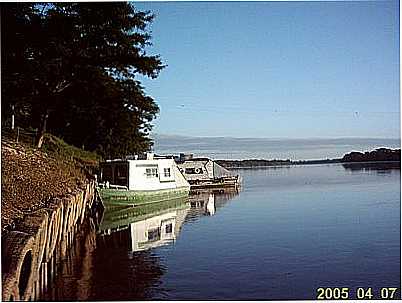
[216, 158, 341, 168]
[341, 148, 400, 163]
[216, 148, 400, 169]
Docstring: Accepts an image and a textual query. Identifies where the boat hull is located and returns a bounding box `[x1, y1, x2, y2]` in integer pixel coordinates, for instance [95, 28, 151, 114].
[98, 186, 190, 206]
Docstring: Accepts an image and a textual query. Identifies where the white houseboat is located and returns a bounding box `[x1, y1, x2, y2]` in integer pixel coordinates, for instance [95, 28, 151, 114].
[97, 153, 190, 206]
[175, 154, 241, 189]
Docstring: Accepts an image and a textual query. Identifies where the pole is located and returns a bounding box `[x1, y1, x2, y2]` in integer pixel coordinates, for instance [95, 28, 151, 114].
[11, 105, 15, 130]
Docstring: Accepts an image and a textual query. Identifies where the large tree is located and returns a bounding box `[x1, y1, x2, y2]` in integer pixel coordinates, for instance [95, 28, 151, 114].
[1, 2, 164, 157]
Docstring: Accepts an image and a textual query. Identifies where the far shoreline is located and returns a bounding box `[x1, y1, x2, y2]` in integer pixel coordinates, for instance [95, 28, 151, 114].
[216, 160, 401, 170]
[215, 148, 401, 169]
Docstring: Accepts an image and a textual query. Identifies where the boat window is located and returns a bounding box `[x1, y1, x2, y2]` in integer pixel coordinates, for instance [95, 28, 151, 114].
[185, 167, 203, 174]
[100, 163, 128, 186]
[114, 164, 128, 186]
[145, 168, 158, 178]
[102, 165, 113, 181]
[164, 168, 171, 177]
[185, 168, 195, 174]
[165, 223, 173, 234]
[148, 228, 161, 242]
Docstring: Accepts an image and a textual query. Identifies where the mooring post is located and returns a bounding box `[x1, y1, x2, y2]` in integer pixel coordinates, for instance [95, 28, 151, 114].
[11, 104, 15, 130]
[16, 127, 20, 143]
[35, 278, 40, 300]
[49, 257, 54, 283]
[32, 281, 36, 301]
[43, 262, 48, 292]
[40, 263, 44, 293]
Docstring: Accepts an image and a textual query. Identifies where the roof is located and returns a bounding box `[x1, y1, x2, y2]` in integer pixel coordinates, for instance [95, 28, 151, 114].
[180, 157, 211, 162]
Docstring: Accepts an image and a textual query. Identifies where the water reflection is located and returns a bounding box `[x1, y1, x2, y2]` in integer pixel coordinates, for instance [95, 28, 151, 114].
[41, 209, 100, 301]
[99, 189, 240, 251]
[36, 165, 400, 300]
[98, 198, 190, 252]
[93, 235, 167, 300]
[42, 190, 239, 300]
[186, 188, 240, 222]
[94, 190, 239, 299]
[129, 203, 189, 252]
[342, 162, 400, 173]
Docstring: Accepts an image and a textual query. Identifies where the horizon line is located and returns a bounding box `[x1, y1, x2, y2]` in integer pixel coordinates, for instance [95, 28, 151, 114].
[152, 133, 401, 141]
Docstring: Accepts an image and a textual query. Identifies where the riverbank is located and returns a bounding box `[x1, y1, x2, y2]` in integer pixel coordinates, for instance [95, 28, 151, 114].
[1, 136, 98, 232]
[1, 135, 99, 300]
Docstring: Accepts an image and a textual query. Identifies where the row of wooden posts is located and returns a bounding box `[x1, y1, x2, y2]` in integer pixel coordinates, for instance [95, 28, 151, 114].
[2, 180, 96, 301]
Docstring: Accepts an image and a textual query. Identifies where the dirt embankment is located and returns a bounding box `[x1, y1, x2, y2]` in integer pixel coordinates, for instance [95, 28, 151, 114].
[1, 140, 90, 232]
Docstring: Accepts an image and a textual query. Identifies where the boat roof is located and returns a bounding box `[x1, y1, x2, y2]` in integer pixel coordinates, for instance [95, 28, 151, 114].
[103, 157, 174, 163]
[179, 157, 211, 162]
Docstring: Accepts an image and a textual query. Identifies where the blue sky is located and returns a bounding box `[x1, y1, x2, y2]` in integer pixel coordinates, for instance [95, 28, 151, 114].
[135, 1, 400, 139]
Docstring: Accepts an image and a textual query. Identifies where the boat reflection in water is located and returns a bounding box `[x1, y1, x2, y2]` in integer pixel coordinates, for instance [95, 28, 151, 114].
[99, 197, 190, 252]
[99, 187, 240, 252]
[43, 188, 240, 300]
[186, 188, 240, 221]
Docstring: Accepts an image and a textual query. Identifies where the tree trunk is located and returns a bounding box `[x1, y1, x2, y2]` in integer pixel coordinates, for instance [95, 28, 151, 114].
[36, 110, 49, 149]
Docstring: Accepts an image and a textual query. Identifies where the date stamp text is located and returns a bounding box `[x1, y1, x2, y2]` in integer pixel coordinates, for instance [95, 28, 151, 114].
[316, 287, 399, 300]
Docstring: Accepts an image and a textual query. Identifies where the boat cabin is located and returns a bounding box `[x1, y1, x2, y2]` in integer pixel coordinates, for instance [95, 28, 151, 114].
[99, 153, 189, 191]
[175, 155, 240, 189]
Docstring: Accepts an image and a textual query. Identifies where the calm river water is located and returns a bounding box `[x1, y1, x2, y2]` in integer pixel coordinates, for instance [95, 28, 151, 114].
[43, 163, 400, 300]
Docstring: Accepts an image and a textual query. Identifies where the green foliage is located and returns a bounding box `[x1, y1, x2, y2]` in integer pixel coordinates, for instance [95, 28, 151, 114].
[41, 133, 101, 167]
[1, 2, 164, 158]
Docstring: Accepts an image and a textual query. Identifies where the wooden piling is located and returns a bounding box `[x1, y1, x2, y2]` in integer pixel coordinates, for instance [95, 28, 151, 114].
[1, 181, 96, 301]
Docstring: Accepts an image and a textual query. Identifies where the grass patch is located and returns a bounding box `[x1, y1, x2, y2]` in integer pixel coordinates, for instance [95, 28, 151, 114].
[42, 133, 102, 168]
